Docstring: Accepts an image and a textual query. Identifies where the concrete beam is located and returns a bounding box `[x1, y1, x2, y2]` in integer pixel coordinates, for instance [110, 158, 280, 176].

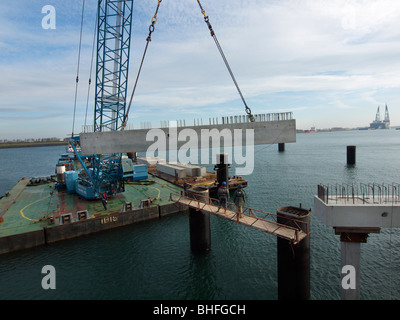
[156, 163, 187, 178]
[314, 196, 400, 228]
[79, 119, 296, 155]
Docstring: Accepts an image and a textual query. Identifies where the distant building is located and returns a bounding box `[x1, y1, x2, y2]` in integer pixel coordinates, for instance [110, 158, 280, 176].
[370, 104, 390, 129]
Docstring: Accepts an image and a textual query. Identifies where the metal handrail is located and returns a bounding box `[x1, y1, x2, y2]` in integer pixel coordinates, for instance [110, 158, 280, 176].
[170, 191, 310, 239]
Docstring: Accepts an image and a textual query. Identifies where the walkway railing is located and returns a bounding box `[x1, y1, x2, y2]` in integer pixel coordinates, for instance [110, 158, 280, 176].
[170, 191, 309, 244]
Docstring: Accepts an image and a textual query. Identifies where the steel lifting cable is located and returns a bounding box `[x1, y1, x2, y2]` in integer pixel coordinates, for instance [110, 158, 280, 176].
[196, 0, 255, 122]
[84, 11, 98, 128]
[72, 0, 86, 137]
[122, 0, 163, 131]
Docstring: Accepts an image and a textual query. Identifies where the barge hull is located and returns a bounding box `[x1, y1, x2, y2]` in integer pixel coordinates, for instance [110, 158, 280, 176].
[0, 202, 186, 255]
[0, 176, 187, 255]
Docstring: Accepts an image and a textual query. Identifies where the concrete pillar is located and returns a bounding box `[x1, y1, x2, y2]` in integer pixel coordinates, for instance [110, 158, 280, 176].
[337, 230, 369, 300]
[278, 143, 285, 152]
[277, 206, 310, 300]
[334, 228, 379, 300]
[340, 241, 361, 300]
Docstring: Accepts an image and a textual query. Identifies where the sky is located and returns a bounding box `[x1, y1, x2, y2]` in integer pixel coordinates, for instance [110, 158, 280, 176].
[0, 0, 400, 140]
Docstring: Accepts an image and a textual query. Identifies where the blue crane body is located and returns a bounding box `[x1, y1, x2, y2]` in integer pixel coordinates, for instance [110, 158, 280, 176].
[70, 0, 134, 200]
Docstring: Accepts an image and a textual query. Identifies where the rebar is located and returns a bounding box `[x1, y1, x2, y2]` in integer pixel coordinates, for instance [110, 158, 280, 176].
[319, 183, 400, 204]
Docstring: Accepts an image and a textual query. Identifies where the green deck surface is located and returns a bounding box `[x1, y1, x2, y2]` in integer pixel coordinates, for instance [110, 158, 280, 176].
[0, 175, 183, 238]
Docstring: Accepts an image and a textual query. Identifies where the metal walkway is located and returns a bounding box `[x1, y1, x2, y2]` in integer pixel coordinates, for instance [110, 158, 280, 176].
[170, 192, 309, 244]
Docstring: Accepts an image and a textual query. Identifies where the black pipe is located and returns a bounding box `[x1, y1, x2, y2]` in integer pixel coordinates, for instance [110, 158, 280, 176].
[347, 145, 356, 165]
[189, 207, 211, 253]
[188, 187, 211, 253]
[277, 207, 310, 300]
[214, 153, 230, 187]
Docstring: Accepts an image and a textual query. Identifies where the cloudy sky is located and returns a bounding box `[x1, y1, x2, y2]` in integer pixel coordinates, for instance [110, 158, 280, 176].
[0, 0, 399, 140]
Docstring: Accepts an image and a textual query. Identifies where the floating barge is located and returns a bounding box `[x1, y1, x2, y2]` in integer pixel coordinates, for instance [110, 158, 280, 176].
[0, 174, 187, 255]
[0, 153, 247, 255]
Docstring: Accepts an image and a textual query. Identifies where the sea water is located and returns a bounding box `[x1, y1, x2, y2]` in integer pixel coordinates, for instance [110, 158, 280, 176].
[0, 129, 399, 300]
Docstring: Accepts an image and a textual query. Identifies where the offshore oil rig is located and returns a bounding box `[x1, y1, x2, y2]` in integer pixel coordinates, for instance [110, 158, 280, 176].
[370, 104, 390, 129]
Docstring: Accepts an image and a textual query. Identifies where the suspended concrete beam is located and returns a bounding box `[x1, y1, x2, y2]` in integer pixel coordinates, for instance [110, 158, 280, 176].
[79, 119, 296, 155]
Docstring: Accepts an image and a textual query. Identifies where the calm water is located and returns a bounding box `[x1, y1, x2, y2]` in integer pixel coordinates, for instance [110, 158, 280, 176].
[0, 129, 399, 300]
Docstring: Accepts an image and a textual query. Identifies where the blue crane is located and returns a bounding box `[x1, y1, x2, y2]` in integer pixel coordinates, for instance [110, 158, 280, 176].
[69, 0, 134, 200]
[64, 0, 251, 200]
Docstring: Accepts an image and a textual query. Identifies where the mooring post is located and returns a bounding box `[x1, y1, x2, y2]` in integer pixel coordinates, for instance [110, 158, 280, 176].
[277, 207, 310, 300]
[188, 186, 211, 253]
[347, 145, 356, 165]
[214, 153, 230, 187]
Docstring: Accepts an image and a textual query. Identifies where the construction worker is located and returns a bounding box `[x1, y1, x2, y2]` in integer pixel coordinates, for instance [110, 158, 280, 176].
[101, 192, 108, 210]
[217, 181, 229, 213]
[233, 184, 246, 218]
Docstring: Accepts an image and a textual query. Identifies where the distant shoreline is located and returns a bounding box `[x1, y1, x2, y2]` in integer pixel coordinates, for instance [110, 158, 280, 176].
[0, 141, 68, 149]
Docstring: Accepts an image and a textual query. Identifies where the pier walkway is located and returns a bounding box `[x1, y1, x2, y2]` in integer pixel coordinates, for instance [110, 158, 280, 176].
[170, 192, 309, 244]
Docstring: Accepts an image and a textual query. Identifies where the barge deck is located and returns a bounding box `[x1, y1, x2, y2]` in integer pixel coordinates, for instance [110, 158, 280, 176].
[0, 174, 186, 254]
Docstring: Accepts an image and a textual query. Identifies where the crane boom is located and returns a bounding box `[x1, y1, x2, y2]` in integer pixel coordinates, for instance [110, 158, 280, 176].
[72, 0, 134, 200]
[95, 0, 133, 132]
